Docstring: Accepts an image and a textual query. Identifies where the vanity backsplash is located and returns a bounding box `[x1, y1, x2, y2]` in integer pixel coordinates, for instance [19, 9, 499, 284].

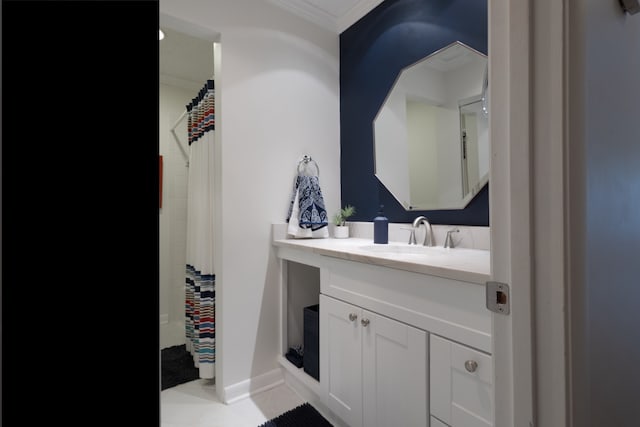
[348, 222, 489, 250]
[273, 221, 489, 251]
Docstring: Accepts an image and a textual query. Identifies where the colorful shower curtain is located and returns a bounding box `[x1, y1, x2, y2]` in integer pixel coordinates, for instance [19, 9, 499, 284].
[185, 80, 216, 379]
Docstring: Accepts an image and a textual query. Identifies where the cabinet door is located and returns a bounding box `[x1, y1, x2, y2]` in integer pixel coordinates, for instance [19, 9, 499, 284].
[321, 295, 363, 427]
[430, 335, 493, 427]
[362, 310, 428, 427]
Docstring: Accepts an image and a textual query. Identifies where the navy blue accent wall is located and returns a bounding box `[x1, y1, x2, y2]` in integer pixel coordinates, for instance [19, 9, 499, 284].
[339, 0, 488, 225]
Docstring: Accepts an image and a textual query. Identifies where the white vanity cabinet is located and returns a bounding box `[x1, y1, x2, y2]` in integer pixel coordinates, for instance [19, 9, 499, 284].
[320, 294, 428, 427]
[430, 335, 493, 427]
[273, 234, 493, 427]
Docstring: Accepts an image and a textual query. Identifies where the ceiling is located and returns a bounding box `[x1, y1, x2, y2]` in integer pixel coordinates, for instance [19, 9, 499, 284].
[267, 0, 385, 33]
[160, 26, 214, 92]
[159, 1, 384, 91]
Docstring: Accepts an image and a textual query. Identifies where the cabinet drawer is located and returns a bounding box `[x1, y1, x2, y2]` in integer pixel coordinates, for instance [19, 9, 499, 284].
[430, 335, 493, 427]
[450, 339, 492, 386]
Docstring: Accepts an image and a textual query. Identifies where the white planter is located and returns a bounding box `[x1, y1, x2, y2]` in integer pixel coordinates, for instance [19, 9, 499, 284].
[334, 225, 349, 239]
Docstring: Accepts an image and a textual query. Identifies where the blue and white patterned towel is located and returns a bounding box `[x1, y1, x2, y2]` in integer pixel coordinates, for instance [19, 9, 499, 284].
[287, 174, 328, 238]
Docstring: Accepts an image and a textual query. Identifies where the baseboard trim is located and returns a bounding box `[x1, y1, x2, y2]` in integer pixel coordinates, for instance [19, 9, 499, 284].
[223, 368, 284, 404]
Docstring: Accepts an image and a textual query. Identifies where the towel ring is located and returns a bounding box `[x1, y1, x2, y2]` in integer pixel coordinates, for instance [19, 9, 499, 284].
[297, 155, 320, 176]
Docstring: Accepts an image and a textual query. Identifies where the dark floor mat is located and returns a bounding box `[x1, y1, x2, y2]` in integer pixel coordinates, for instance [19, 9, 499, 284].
[161, 344, 200, 390]
[258, 403, 333, 427]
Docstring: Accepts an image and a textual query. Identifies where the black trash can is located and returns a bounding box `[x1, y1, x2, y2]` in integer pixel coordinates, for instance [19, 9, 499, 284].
[303, 304, 320, 380]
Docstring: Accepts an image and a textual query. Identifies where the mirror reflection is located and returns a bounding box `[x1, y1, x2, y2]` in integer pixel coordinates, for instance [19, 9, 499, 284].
[373, 41, 488, 211]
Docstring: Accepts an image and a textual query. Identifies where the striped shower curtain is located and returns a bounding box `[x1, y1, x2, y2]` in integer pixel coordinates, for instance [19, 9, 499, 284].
[185, 80, 215, 379]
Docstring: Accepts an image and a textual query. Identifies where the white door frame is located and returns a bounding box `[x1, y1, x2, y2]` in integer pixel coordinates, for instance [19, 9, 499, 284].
[489, 0, 535, 425]
[489, 0, 568, 426]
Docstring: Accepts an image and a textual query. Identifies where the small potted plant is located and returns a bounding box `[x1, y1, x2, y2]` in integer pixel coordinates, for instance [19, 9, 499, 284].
[332, 204, 356, 238]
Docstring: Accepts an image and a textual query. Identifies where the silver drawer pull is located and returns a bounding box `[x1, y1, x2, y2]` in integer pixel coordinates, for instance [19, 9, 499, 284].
[465, 360, 478, 373]
[349, 313, 358, 322]
[361, 318, 370, 327]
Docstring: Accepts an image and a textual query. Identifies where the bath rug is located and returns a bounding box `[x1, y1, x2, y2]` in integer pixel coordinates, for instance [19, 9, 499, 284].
[258, 402, 333, 427]
[161, 344, 200, 390]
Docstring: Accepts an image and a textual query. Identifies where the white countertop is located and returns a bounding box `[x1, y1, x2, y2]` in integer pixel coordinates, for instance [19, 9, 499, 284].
[273, 237, 491, 284]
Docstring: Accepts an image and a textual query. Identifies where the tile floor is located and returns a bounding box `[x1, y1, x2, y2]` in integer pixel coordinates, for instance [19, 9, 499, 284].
[161, 378, 306, 427]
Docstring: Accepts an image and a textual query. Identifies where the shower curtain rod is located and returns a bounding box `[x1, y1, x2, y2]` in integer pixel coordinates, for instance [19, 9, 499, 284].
[170, 110, 190, 167]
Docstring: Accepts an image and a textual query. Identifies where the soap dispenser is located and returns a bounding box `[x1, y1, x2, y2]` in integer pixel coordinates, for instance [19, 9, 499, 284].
[373, 205, 389, 244]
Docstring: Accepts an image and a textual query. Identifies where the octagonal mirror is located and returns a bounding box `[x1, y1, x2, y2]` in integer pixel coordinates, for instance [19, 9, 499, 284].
[373, 41, 488, 211]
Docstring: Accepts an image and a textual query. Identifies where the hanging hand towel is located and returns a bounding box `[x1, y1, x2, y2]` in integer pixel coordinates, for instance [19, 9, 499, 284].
[286, 174, 329, 238]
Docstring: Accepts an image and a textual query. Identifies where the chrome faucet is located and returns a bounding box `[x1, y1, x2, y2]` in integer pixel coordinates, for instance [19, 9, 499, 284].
[444, 228, 460, 249]
[409, 215, 434, 246]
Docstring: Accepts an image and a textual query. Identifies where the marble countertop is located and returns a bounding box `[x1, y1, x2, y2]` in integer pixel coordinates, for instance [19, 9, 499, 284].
[272, 237, 490, 285]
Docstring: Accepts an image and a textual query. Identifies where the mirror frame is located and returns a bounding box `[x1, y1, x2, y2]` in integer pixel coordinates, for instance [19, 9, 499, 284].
[372, 41, 489, 212]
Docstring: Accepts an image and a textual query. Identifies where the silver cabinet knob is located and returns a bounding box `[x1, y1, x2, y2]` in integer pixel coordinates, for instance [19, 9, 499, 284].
[361, 318, 370, 327]
[465, 360, 478, 373]
[349, 313, 358, 322]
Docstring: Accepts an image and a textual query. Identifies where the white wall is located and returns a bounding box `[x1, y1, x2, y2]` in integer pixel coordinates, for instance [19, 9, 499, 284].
[159, 83, 193, 348]
[569, 1, 640, 426]
[160, 0, 341, 398]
